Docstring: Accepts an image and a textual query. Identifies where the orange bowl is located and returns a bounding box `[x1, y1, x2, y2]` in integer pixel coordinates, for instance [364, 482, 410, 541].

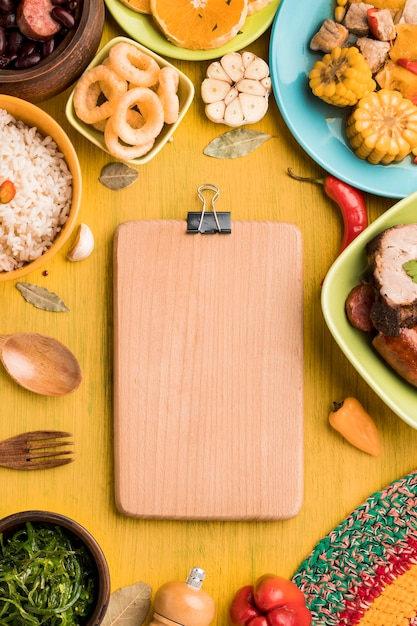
[0, 95, 82, 282]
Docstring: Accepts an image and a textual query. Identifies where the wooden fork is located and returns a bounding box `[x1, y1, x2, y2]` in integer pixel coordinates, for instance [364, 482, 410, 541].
[0, 431, 75, 470]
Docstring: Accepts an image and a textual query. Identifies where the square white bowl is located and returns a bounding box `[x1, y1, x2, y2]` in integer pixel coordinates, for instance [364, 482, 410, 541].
[65, 36, 194, 165]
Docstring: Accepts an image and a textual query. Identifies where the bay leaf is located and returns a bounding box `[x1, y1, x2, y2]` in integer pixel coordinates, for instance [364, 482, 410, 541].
[203, 129, 272, 159]
[102, 581, 152, 626]
[16, 282, 70, 312]
[99, 163, 139, 190]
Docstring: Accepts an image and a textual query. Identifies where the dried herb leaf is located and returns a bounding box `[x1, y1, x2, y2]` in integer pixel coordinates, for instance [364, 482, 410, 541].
[403, 260, 417, 283]
[204, 129, 272, 159]
[99, 163, 139, 190]
[102, 581, 152, 626]
[16, 282, 70, 312]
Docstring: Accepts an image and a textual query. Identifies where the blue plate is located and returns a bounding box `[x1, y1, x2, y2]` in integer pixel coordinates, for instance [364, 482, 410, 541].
[269, 0, 417, 199]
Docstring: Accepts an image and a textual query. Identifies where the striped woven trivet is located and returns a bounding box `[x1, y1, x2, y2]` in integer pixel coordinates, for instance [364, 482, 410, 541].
[292, 469, 417, 625]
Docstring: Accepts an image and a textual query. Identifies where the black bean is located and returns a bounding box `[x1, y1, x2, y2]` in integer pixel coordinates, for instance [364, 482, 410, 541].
[0, 26, 6, 55]
[0, 54, 11, 67]
[0, 0, 15, 14]
[68, 1, 78, 10]
[51, 0, 68, 4]
[7, 29, 23, 54]
[14, 52, 41, 69]
[51, 7, 75, 28]
[21, 41, 38, 57]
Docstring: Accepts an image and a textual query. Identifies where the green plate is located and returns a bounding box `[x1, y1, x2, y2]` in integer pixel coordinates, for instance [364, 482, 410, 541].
[103, 0, 280, 61]
[321, 192, 417, 428]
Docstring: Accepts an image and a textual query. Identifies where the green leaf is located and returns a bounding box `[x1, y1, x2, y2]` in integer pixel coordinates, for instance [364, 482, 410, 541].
[16, 282, 70, 312]
[203, 129, 272, 159]
[101, 581, 152, 626]
[403, 260, 417, 283]
[99, 163, 139, 190]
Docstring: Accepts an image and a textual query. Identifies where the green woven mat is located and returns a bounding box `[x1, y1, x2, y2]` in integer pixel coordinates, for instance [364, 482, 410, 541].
[292, 469, 417, 625]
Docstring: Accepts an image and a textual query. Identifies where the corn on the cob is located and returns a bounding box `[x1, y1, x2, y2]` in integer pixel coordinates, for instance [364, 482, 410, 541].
[309, 46, 376, 107]
[346, 89, 417, 164]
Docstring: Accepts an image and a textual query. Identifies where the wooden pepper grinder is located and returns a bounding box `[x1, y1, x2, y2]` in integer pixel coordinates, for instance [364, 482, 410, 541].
[149, 567, 216, 626]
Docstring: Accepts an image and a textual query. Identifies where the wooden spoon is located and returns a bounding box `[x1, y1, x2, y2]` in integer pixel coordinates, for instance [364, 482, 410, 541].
[0, 333, 82, 396]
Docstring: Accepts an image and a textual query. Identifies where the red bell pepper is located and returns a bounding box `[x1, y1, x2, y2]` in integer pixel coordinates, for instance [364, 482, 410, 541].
[367, 7, 380, 38]
[396, 58, 417, 76]
[229, 574, 312, 626]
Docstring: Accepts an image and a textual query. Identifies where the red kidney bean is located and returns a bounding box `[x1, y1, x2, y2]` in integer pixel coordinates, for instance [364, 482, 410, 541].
[8, 29, 23, 54]
[51, 0, 68, 4]
[68, 0, 78, 9]
[0, 0, 15, 13]
[42, 37, 55, 57]
[21, 41, 38, 57]
[51, 6, 75, 28]
[0, 12, 16, 28]
[14, 52, 41, 68]
[0, 26, 5, 55]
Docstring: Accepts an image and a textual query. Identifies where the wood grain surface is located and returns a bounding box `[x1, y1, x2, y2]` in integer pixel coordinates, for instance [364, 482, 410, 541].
[114, 220, 303, 520]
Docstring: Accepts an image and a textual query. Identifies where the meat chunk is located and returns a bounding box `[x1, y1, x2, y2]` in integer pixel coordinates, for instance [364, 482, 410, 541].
[366, 223, 417, 336]
[356, 37, 391, 72]
[373, 327, 417, 387]
[343, 2, 374, 36]
[399, 0, 417, 24]
[367, 8, 397, 40]
[310, 19, 349, 52]
[16, 0, 60, 42]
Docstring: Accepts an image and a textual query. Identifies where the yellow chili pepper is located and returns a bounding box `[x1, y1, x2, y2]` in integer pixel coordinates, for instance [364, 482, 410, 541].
[329, 397, 381, 457]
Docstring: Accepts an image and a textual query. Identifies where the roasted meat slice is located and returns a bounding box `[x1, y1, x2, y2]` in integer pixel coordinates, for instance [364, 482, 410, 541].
[366, 223, 417, 336]
[373, 327, 417, 387]
[399, 0, 417, 24]
[310, 19, 349, 52]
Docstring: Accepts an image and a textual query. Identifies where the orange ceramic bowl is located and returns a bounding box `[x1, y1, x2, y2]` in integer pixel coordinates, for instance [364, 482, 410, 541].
[0, 95, 82, 282]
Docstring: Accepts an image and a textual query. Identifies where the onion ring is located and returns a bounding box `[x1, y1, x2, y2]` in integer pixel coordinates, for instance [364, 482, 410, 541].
[109, 42, 160, 87]
[73, 65, 128, 124]
[112, 87, 165, 146]
[157, 66, 180, 124]
[104, 116, 155, 160]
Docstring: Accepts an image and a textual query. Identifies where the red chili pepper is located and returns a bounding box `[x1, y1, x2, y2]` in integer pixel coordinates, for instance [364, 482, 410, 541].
[396, 57, 417, 76]
[229, 575, 312, 626]
[367, 7, 380, 38]
[287, 168, 368, 257]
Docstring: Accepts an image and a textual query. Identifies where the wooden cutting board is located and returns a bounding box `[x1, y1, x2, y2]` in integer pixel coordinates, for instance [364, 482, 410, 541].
[113, 219, 304, 520]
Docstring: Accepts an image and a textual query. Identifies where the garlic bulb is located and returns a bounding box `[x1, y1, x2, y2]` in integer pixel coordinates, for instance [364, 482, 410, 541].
[201, 51, 271, 127]
[67, 223, 94, 261]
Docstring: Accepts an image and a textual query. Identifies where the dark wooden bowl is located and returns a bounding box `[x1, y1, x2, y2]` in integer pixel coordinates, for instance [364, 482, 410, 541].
[0, 0, 105, 103]
[0, 510, 111, 625]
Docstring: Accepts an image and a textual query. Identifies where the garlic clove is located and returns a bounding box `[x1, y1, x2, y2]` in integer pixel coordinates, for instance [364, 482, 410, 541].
[237, 78, 267, 96]
[244, 57, 270, 81]
[206, 61, 233, 83]
[241, 50, 256, 68]
[67, 223, 94, 261]
[224, 87, 239, 105]
[239, 93, 268, 124]
[205, 101, 226, 123]
[224, 98, 244, 127]
[260, 76, 272, 92]
[201, 78, 232, 103]
[220, 52, 244, 83]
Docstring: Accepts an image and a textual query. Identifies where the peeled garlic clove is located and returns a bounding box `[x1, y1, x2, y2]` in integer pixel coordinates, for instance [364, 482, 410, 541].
[67, 223, 94, 261]
[220, 52, 244, 82]
[244, 57, 270, 80]
[201, 78, 232, 103]
[239, 93, 268, 124]
[237, 78, 266, 96]
[206, 61, 233, 83]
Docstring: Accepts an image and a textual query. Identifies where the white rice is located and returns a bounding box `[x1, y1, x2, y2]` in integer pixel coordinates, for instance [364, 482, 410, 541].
[0, 108, 73, 272]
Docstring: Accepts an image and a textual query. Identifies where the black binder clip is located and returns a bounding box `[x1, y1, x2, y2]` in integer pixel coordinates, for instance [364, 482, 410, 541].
[187, 184, 231, 234]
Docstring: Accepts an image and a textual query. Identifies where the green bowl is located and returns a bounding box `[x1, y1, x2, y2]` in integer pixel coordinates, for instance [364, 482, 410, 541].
[321, 191, 417, 428]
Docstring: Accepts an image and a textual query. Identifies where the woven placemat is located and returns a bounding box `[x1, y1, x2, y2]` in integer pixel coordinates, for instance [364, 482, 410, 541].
[292, 469, 417, 625]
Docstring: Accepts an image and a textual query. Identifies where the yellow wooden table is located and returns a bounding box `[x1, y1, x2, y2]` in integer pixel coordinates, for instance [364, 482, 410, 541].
[1, 10, 417, 625]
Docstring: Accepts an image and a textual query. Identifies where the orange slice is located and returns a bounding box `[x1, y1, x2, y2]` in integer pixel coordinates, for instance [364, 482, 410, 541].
[247, 0, 273, 15]
[117, 0, 150, 13]
[150, 0, 248, 50]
